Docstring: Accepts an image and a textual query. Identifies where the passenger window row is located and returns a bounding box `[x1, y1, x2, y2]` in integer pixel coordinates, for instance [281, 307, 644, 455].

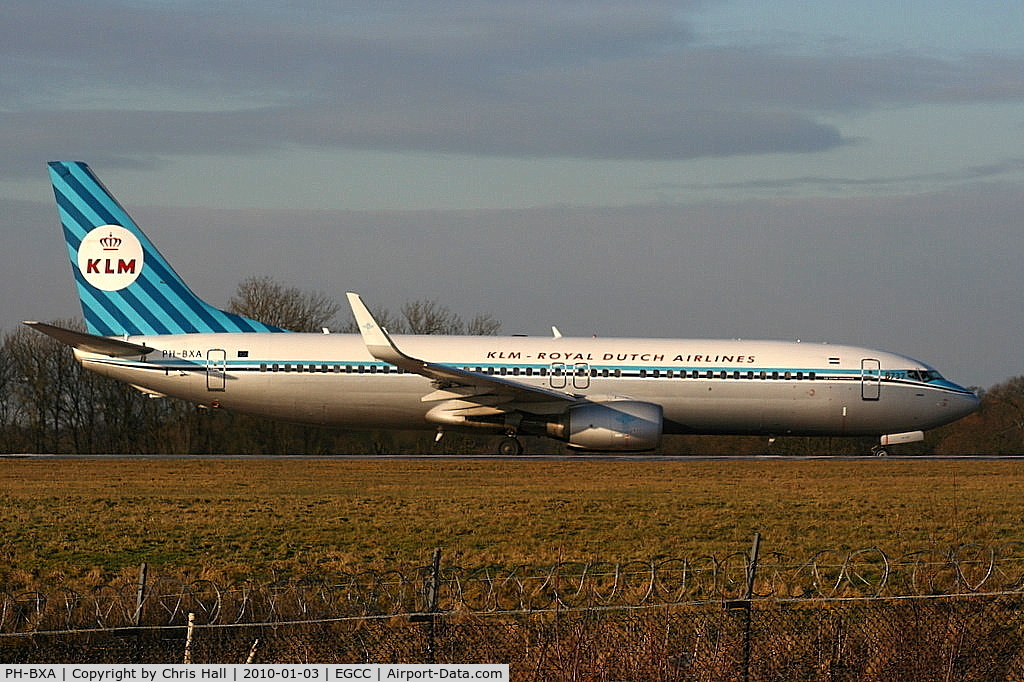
[255, 363, 818, 380]
[260, 363, 406, 374]
[639, 369, 817, 380]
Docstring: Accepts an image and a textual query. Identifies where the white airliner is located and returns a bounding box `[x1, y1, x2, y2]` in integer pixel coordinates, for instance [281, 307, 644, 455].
[28, 161, 979, 455]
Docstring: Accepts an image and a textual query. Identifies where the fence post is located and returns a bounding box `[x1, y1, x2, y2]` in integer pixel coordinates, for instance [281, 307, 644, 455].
[183, 612, 195, 664]
[423, 548, 442, 665]
[727, 534, 761, 682]
[245, 639, 260, 664]
[426, 547, 442, 614]
[741, 533, 761, 682]
[745, 533, 761, 600]
[133, 563, 147, 627]
[412, 547, 443, 618]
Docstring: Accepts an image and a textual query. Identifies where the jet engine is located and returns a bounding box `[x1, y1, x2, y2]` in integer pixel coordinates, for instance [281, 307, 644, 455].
[548, 401, 663, 451]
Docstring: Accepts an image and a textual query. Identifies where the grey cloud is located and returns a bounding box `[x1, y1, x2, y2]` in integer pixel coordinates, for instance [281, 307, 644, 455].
[0, 110, 280, 179]
[288, 101, 846, 158]
[2, 1, 1023, 172]
[0, 102, 843, 179]
[644, 157, 1024, 193]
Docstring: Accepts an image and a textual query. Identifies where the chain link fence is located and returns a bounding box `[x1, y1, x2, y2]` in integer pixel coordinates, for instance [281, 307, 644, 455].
[3, 596, 1023, 679]
[4, 542, 1024, 679]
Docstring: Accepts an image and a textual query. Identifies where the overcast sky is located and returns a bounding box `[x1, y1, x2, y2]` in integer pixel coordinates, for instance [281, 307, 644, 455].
[2, 0, 1023, 389]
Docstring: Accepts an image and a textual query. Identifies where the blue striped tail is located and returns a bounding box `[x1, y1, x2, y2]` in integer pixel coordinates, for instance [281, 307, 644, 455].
[48, 161, 285, 336]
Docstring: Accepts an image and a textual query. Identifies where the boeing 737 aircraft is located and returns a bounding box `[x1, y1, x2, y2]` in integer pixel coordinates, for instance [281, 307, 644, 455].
[28, 161, 979, 455]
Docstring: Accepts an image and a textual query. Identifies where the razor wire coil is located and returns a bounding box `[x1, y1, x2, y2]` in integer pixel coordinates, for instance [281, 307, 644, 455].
[5, 541, 1024, 632]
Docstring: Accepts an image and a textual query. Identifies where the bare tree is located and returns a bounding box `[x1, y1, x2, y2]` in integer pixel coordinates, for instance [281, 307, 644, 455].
[465, 313, 502, 336]
[399, 299, 501, 335]
[338, 298, 501, 336]
[227, 275, 340, 332]
[0, 331, 24, 451]
[6, 321, 84, 452]
[400, 299, 463, 334]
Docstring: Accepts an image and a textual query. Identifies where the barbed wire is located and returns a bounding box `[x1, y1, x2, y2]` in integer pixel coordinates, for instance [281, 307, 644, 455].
[5, 542, 1024, 633]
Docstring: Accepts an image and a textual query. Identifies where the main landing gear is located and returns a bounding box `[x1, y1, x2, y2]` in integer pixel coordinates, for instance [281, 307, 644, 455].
[498, 435, 524, 456]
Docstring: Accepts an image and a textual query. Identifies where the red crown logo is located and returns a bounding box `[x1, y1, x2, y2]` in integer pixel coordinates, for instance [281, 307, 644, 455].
[100, 232, 122, 250]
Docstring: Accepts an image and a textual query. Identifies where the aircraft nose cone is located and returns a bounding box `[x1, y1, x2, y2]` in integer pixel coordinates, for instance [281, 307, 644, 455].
[946, 385, 980, 420]
[959, 390, 981, 417]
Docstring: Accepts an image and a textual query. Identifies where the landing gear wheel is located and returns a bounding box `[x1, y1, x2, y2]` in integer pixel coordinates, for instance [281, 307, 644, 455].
[871, 446, 888, 457]
[498, 437, 524, 456]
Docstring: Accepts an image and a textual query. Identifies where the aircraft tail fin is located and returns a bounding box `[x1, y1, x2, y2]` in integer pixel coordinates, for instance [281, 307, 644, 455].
[48, 161, 284, 336]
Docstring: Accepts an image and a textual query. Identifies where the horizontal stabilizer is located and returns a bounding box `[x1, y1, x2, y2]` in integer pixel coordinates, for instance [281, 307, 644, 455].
[23, 321, 154, 357]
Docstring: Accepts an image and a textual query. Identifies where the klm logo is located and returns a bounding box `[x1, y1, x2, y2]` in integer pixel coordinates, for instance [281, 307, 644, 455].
[77, 225, 145, 291]
[85, 257, 137, 275]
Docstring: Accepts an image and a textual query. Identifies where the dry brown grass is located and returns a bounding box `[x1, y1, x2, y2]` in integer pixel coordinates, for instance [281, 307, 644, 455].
[1, 457, 1021, 589]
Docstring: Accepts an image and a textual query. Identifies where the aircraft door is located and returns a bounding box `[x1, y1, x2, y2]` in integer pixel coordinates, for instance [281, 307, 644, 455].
[573, 363, 591, 390]
[550, 363, 566, 389]
[861, 358, 881, 400]
[207, 348, 227, 391]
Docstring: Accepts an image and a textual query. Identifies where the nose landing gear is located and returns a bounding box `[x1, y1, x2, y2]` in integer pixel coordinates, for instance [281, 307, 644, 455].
[872, 430, 923, 456]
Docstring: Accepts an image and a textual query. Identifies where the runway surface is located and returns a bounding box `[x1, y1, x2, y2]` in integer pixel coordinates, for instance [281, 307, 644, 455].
[3, 453, 1020, 462]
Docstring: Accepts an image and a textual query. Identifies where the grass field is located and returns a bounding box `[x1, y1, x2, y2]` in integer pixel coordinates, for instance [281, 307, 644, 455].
[2, 457, 1022, 588]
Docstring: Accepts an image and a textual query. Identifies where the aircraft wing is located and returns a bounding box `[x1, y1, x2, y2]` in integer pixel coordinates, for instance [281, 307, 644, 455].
[23, 321, 155, 357]
[347, 293, 576, 404]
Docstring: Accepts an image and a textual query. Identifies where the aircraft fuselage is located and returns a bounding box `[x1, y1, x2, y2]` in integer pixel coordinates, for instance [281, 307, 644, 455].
[78, 332, 979, 439]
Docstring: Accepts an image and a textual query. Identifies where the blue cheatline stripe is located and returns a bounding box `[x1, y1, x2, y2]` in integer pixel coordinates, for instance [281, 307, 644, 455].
[49, 161, 286, 336]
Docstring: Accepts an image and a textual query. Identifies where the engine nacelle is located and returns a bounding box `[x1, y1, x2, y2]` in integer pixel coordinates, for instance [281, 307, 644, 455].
[555, 401, 663, 451]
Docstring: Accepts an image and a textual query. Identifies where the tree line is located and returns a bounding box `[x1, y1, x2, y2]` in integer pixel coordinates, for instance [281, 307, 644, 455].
[1, 277, 1020, 455]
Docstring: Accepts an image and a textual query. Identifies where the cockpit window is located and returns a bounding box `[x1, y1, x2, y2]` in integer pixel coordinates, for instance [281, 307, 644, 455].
[909, 369, 944, 382]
